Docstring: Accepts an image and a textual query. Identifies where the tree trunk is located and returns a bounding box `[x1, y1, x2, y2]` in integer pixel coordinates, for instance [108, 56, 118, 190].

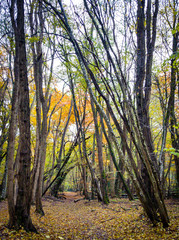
[8, 0, 36, 231]
[7, 0, 20, 225]
[29, 0, 50, 214]
[170, 7, 179, 190]
[135, 0, 159, 199]
[90, 98, 109, 204]
[44, 116, 61, 191]
[51, 102, 72, 197]
[29, 0, 42, 204]
[106, 100, 115, 197]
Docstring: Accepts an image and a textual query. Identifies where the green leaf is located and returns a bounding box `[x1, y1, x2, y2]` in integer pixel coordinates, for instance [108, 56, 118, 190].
[170, 152, 179, 157]
[172, 29, 177, 35]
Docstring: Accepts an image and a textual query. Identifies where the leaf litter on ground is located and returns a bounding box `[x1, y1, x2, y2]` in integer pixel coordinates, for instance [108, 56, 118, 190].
[0, 192, 178, 239]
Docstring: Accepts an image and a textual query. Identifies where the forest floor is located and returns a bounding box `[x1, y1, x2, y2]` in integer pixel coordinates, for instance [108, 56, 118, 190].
[0, 192, 179, 239]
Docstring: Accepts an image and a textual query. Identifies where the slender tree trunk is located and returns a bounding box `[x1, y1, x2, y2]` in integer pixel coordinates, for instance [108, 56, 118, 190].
[170, 12, 179, 190]
[29, 0, 51, 214]
[90, 98, 109, 204]
[51, 102, 72, 197]
[109, 152, 115, 197]
[106, 100, 115, 197]
[7, 0, 20, 225]
[44, 116, 61, 191]
[81, 165, 88, 198]
[29, 0, 42, 204]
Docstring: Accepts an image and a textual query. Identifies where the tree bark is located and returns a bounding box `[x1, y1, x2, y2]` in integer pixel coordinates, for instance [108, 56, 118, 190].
[90, 97, 109, 204]
[8, 0, 36, 231]
[136, 0, 159, 198]
[170, 5, 179, 189]
[29, 0, 51, 215]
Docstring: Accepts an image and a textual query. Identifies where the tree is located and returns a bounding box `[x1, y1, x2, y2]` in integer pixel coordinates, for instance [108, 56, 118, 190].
[7, 0, 36, 231]
[135, 0, 159, 199]
[168, 0, 179, 192]
[29, 0, 49, 215]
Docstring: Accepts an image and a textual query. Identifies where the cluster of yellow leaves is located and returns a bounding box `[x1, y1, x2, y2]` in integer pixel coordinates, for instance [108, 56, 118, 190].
[0, 47, 11, 82]
[0, 194, 179, 239]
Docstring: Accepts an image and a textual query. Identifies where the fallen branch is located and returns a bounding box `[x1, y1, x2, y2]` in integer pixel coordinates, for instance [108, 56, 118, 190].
[121, 206, 131, 211]
[74, 198, 85, 203]
[100, 217, 115, 223]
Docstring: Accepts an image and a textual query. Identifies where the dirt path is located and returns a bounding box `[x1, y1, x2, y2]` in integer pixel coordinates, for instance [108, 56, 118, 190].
[0, 196, 179, 239]
[60, 191, 84, 200]
[43, 191, 84, 203]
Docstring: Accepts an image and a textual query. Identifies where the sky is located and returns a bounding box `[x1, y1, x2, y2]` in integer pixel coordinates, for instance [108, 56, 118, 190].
[64, 0, 83, 5]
